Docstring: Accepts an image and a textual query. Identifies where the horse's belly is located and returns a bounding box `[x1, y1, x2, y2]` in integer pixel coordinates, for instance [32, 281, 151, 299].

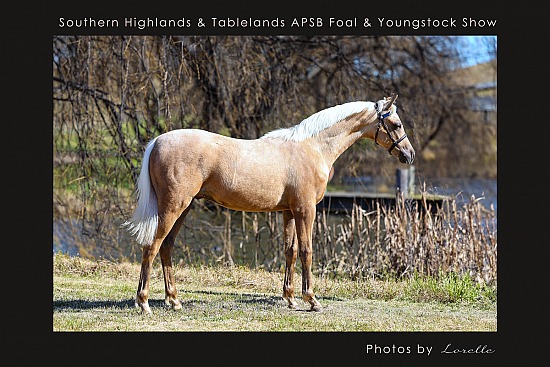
[207, 169, 286, 210]
[198, 186, 288, 212]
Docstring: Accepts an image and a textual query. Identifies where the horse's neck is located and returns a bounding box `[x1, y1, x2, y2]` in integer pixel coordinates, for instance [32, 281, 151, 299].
[312, 109, 377, 165]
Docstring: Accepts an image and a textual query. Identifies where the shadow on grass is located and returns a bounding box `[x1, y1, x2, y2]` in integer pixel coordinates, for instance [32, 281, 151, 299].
[53, 289, 288, 311]
[53, 299, 136, 311]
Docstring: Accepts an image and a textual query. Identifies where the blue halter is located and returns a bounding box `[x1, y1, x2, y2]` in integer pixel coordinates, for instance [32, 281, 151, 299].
[373, 102, 408, 155]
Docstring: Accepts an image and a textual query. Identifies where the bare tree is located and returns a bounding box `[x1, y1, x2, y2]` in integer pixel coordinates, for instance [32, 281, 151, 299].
[53, 35, 493, 260]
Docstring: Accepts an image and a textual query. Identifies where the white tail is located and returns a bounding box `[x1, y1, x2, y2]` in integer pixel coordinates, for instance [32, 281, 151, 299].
[123, 137, 159, 246]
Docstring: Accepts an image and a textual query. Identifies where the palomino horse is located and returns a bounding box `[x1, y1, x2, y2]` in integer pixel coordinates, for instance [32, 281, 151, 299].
[124, 94, 414, 314]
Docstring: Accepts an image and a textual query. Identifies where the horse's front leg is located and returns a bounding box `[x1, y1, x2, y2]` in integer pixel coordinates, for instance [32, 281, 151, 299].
[294, 204, 322, 312]
[282, 210, 299, 309]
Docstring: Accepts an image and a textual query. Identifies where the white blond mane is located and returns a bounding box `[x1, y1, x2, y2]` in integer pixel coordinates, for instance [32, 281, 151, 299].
[261, 101, 374, 142]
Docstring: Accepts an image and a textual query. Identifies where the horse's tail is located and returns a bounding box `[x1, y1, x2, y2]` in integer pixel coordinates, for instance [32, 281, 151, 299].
[123, 137, 159, 246]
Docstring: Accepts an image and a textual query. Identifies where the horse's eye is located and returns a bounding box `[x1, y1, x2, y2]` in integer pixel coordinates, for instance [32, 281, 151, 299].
[394, 122, 402, 129]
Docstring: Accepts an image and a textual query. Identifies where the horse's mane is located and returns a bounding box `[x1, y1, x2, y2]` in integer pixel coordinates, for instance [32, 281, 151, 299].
[260, 101, 374, 142]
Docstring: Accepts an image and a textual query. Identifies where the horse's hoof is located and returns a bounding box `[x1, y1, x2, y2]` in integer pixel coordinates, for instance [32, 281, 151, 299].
[310, 304, 323, 312]
[171, 300, 183, 310]
[283, 295, 299, 309]
[165, 297, 182, 310]
[136, 300, 153, 315]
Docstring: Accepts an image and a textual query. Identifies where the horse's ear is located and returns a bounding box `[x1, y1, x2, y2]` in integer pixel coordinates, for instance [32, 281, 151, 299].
[383, 93, 398, 110]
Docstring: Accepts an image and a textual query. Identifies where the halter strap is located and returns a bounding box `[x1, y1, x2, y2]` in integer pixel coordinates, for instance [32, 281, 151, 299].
[374, 102, 408, 155]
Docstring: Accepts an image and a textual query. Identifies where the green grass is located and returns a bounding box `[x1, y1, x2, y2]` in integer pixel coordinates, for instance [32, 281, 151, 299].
[53, 253, 496, 332]
[404, 272, 496, 306]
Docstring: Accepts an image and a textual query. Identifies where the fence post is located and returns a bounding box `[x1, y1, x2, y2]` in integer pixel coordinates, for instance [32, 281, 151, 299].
[396, 166, 415, 198]
[408, 165, 415, 196]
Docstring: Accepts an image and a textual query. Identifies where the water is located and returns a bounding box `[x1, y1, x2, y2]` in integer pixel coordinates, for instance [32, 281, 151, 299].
[419, 177, 497, 211]
[342, 176, 496, 210]
[53, 220, 82, 257]
[53, 177, 497, 263]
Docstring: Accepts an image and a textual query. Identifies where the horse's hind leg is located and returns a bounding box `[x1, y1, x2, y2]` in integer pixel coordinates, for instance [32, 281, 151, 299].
[282, 210, 299, 309]
[159, 202, 192, 310]
[136, 200, 191, 315]
[136, 236, 165, 315]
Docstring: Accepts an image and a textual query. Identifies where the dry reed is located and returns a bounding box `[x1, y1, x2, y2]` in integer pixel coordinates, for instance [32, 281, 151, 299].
[206, 190, 497, 285]
[54, 188, 497, 285]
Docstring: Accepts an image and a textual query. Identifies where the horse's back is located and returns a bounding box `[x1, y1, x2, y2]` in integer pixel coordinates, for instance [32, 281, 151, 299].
[155, 129, 225, 153]
[149, 129, 298, 211]
[152, 129, 229, 171]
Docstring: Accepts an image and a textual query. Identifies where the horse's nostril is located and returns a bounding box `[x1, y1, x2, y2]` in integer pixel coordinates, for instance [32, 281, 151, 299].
[399, 150, 415, 164]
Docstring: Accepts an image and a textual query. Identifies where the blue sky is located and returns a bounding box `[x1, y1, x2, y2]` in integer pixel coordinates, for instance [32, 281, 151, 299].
[457, 36, 497, 67]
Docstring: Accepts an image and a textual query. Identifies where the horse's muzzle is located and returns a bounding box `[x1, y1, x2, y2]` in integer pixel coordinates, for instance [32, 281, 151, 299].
[399, 149, 415, 164]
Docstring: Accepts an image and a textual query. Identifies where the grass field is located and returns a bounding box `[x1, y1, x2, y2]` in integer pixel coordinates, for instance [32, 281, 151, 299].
[53, 253, 496, 332]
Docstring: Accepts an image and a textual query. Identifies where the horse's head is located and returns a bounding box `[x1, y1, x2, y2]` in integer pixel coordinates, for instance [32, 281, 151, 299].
[371, 94, 415, 164]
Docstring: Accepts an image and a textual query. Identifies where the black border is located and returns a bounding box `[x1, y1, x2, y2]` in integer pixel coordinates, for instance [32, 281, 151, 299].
[6, 1, 546, 366]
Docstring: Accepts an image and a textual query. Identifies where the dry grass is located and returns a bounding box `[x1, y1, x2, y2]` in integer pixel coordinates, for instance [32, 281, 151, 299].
[55, 188, 497, 288]
[199, 191, 497, 286]
[312, 192, 497, 284]
[453, 59, 497, 86]
[53, 252, 496, 331]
